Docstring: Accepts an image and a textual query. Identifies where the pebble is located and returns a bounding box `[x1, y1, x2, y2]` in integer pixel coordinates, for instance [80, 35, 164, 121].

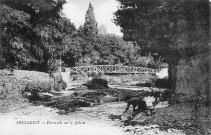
[168, 129, 172, 132]
[135, 128, 144, 132]
[150, 124, 159, 128]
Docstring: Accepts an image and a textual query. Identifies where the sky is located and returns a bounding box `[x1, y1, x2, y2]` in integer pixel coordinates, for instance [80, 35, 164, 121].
[62, 0, 123, 36]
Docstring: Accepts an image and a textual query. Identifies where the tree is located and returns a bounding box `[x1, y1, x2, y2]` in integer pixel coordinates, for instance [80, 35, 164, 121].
[124, 41, 140, 65]
[81, 3, 98, 57]
[61, 34, 82, 67]
[98, 25, 107, 35]
[1, 3, 32, 69]
[95, 34, 128, 65]
[114, 0, 210, 91]
[1, 0, 76, 71]
[84, 2, 98, 38]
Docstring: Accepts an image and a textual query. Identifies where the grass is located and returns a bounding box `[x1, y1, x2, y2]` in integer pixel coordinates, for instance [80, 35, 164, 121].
[0, 69, 65, 112]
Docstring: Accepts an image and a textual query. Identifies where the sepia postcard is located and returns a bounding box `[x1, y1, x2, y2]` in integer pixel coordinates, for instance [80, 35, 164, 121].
[0, 0, 210, 135]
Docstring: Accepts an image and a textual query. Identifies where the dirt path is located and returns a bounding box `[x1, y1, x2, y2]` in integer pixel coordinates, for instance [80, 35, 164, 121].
[0, 102, 131, 135]
[0, 102, 185, 135]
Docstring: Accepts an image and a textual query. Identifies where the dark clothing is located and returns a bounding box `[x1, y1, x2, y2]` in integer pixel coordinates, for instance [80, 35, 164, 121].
[124, 97, 149, 116]
[126, 97, 148, 110]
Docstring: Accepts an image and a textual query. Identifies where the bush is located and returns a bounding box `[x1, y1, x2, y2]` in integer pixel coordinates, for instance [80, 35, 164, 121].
[50, 80, 67, 91]
[155, 77, 171, 88]
[135, 82, 153, 87]
[85, 78, 109, 89]
[61, 80, 67, 90]
[24, 81, 52, 93]
[134, 75, 157, 87]
[53, 74, 67, 91]
[70, 72, 89, 82]
[135, 53, 162, 69]
[23, 76, 67, 101]
[135, 56, 154, 68]
[91, 72, 104, 79]
[48, 95, 92, 112]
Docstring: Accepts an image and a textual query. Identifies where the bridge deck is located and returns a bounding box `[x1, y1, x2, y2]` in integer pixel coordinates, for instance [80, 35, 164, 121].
[64, 65, 160, 74]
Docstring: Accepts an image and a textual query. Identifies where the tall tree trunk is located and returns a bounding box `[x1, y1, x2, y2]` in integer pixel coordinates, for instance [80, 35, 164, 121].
[0, 44, 2, 69]
[168, 57, 179, 92]
[0, 25, 2, 69]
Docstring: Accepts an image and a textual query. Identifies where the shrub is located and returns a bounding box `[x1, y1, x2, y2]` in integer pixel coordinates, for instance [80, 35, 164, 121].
[135, 53, 162, 69]
[24, 81, 52, 93]
[85, 78, 109, 89]
[50, 80, 67, 91]
[70, 72, 89, 82]
[135, 75, 157, 87]
[91, 72, 104, 79]
[155, 77, 171, 88]
[135, 55, 153, 68]
[50, 96, 91, 112]
[135, 82, 153, 87]
[53, 74, 67, 91]
[61, 80, 67, 90]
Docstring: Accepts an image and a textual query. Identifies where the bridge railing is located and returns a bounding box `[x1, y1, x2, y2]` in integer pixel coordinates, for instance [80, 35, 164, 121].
[64, 65, 159, 74]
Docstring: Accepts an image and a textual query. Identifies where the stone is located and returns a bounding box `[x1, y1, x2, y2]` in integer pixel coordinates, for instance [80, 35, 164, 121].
[124, 125, 136, 132]
[167, 129, 172, 132]
[135, 127, 144, 132]
[150, 124, 159, 128]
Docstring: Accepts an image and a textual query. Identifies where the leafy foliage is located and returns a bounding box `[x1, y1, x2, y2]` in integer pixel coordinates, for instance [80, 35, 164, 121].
[85, 78, 109, 89]
[114, 0, 209, 60]
[98, 24, 107, 35]
[84, 3, 98, 38]
[0, 0, 163, 72]
[1, 0, 77, 71]
[114, 0, 210, 90]
[94, 34, 128, 65]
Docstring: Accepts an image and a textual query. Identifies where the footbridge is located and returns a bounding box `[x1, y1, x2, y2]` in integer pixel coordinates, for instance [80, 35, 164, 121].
[64, 65, 160, 74]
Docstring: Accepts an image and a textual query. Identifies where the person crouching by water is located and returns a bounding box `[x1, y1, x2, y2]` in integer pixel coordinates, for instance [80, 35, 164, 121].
[121, 96, 155, 117]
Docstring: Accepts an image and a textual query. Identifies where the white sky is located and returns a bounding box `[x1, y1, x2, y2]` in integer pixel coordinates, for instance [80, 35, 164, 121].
[62, 0, 123, 36]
